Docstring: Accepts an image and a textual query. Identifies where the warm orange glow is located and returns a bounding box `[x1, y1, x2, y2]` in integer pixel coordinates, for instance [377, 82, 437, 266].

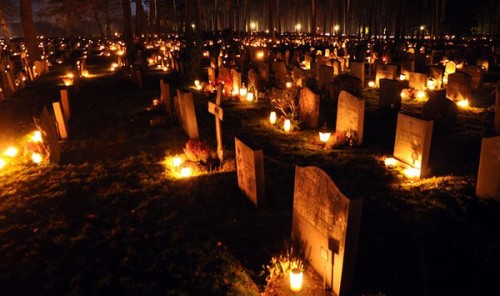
[32, 153, 43, 164]
[153, 99, 159, 106]
[384, 157, 397, 167]
[400, 91, 408, 99]
[232, 87, 240, 97]
[442, 76, 448, 86]
[319, 131, 331, 142]
[116, 50, 125, 56]
[239, 85, 247, 99]
[399, 74, 407, 81]
[427, 79, 436, 90]
[270, 112, 277, 125]
[0, 157, 6, 169]
[246, 92, 254, 102]
[403, 167, 421, 178]
[180, 166, 192, 178]
[284, 119, 291, 132]
[286, 81, 293, 89]
[289, 269, 303, 292]
[256, 51, 264, 59]
[194, 80, 202, 90]
[457, 99, 469, 108]
[31, 131, 43, 143]
[368, 81, 375, 88]
[416, 90, 426, 100]
[3, 147, 18, 158]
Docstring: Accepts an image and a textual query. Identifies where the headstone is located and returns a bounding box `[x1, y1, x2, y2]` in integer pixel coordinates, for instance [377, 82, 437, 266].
[423, 90, 457, 130]
[462, 65, 483, 89]
[328, 75, 363, 103]
[476, 136, 500, 201]
[60, 89, 71, 120]
[304, 54, 312, 69]
[176, 90, 199, 140]
[446, 72, 472, 102]
[52, 102, 69, 139]
[429, 66, 444, 83]
[318, 64, 334, 91]
[375, 64, 397, 86]
[160, 79, 171, 115]
[274, 61, 287, 88]
[292, 166, 363, 296]
[258, 62, 270, 83]
[378, 79, 408, 111]
[336, 91, 365, 145]
[393, 113, 433, 177]
[218, 65, 231, 82]
[38, 107, 61, 163]
[299, 87, 320, 129]
[350, 61, 365, 86]
[332, 59, 341, 76]
[208, 67, 216, 84]
[444, 61, 456, 76]
[400, 60, 415, 78]
[409, 72, 428, 91]
[235, 137, 265, 207]
[477, 59, 489, 72]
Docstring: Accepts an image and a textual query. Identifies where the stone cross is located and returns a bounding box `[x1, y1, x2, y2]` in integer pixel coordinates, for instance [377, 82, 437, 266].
[208, 85, 224, 162]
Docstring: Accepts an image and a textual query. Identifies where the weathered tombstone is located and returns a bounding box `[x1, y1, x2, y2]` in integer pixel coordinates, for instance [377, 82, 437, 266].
[160, 79, 171, 115]
[393, 113, 434, 177]
[379, 79, 408, 111]
[299, 87, 320, 129]
[462, 65, 483, 89]
[52, 102, 69, 139]
[423, 90, 457, 130]
[60, 89, 71, 120]
[208, 67, 216, 84]
[444, 61, 456, 76]
[328, 75, 363, 103]
[208, 96, 224, 161]
[318, 64, 334, 91]
[336, 91, 365, 145]
[176, 90, 199, 140]
[38, 107, 61, 163]
[446, 72, 472, 102]
[234, 137, 265, 207]
[409, 72, 428, 91]
[350, 61, 365, 86]
[258, 62, 270, 83]
[218, 65, 231, 82]
[375, 64, 397, 86]
[231, 69, 242, 92]
[292, 166, 363, 296]
[429, 66, 444, 83]
[476, 136, 500, 201]
[274, 61, 287, 88]
[400, 60, 415, 78]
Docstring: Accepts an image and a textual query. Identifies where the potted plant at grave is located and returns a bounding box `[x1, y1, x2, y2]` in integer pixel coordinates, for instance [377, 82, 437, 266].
[270, 87, 301, 131]
[183, 140, 219, 171]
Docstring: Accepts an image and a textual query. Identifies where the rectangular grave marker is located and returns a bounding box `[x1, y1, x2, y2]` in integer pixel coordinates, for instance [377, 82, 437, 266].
[379, 79, 408, 111]
[476, 136, 500, 201]
[235, 137, 265, 207]
[299, 87, 320, 129]
[60, 89, 71, 120]
[350, 61, 365, 86]
[292, 166, 362, 296]
[176, 90, 199, 140]
[409, 72, 428, 91]
[160, 79, 171, 115]
[336, 91, 365, 145]
[375, 64, 397, 86]
[446, 72, 472, 102]
[38, 107, 61, 163]
[393, 113, 433, 177]
[52, 102, 69, 139]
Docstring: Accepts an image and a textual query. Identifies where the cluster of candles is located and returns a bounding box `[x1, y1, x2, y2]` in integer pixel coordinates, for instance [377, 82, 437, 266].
[0, 130, 46, 172]
[169, 155, 193, 178]
[384, 157, 421, 179]
[269, 111, 332, 142]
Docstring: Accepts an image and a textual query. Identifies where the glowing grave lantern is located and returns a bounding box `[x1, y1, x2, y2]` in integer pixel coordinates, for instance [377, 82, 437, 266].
[32, 153, 43, 164]
[283, 119, 291, 133]
[269, 111, 277, 125]
[239, 84, 248, 99]
[3, 147, 18, 158]
[427, 79, 436, 90]
[180, 166, 192, 178]
[457, 99, 469, 108]
[384, 157, 397, 167]
[289, 269, 303, 292]
[0, 158, 6, 169]
[368, 81, 375, 88]
[246, 92, 254, 102]
[399, 74, 407, 81]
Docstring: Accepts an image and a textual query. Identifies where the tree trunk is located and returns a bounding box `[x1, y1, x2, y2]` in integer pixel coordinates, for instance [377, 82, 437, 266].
[227, 0, 233, 33]
[0, 2, 12, 49]
[243, 0, 249, 34]
[122, 0, 133, 47]
[90, 0, 105, 36]
[310, 0, 315, 34]
[20, 0, 39, 61]
[136, 0, 144, 35]
[268, 0, 275, 41]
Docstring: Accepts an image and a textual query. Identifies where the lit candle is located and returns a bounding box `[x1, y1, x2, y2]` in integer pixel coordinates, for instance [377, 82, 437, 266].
[416, 90, 426, 100]
[384, 157, 397, 167]
[286, 81, 293, 89]
[399, 74, 406, 81]
[457, 99, 469, 108]
[0, 158, 6, 169]
[403, 167, 420, 179]
[283, 119, 291, 132]
[32, 153, 43, 164]
[270, 112, 277, 125]
[172, 156, 183, 167]
[319, 131, 331, 143]
[289, 269, 303, 292]
[239, 84, 248, 99]
[427, 79, 435, 90]
[180, 166, 192, 178]
[3, 147, 18, 158]
[246, 92, 254, 102]
[368, 81, 375, 88]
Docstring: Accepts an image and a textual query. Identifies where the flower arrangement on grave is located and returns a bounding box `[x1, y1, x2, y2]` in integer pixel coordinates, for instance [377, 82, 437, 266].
[270, 87, 301, 132]
[326, 130, 358, 148]
[0, 130, 50, 173]
[262, 242, 304, 287]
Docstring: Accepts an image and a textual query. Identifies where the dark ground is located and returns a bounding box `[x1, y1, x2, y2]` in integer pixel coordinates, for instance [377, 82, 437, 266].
[0, 56, 499, 295]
